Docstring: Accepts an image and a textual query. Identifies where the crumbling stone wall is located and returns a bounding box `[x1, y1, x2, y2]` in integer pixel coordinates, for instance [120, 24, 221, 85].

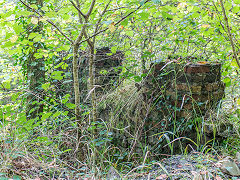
[150, 62, 225, 119]
[95, 47, 123, 95]
[53, 48, 124, 104]
[102, 61, 226, 156]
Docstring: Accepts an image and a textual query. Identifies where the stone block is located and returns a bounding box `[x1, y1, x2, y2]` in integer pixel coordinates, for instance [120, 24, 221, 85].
[184, 64, 210, 73]
[204, 72, 220, 83]
[213, 89, 225, 99]
[145, 61, 224, 132]
[191, 94, 209, 102]
[172, 83, 202, 94]
[191, 85, 202, 93]
[177, 73, 206, 84]
[209, 63, 221, 74]
[205, 82, 219, 91]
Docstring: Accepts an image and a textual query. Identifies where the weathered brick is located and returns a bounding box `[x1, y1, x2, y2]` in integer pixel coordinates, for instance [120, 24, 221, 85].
[204, 72, 220, 83]
[209, 63, 221, 74]
[166, 90, 176, 98]
[191, 85, 202, 93]
[172, 83, 202, 93]
[146, 61, 225, 121]
[184, 64, 210, 73]
[205, 82, 219, 91]
[175, 83, 189, 91]
[213, 90, 225, 99]
[203, 82, 225, 92]
[191, 94, 209, 102]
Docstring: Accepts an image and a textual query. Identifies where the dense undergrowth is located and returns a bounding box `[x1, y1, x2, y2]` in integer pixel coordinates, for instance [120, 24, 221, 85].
[0, 70, 240, 179]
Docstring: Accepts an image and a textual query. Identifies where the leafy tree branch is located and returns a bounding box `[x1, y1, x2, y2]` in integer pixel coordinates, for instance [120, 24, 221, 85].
[19, 0, 74, 44]
[219, 0, 240, 68]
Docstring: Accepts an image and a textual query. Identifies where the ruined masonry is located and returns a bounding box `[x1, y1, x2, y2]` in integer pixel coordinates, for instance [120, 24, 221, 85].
[97, 58, 226, 155]
[150, 62, 225, 119]
[95, 47, 123, 94]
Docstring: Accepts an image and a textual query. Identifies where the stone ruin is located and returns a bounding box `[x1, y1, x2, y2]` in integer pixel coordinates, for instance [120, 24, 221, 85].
[149, 61, 225, 119]
[55, 50, 226, 155]
[52, 47, 124, 104]
[99, 60, 226, 155]
[94, 47, 124, 95]
[76, 47, 124, 101]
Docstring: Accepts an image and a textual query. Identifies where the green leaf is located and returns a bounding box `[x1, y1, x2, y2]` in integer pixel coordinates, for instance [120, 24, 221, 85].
[45, 12, 56, 18]
[41, 6, 48, 11]
[11, 93, 19, 101]
[61, 63, 68, 70]
[16, 113, 27, 124]
[234, 0, 240, 4]
[28, 33, 37, 39]
[66, 103, 76, 109]
[41, 112, 52, 120]
[54, 62, 64, 69]
[223, 77, 231, 87]
[111, 46, 117, 53]
[2, 80, 11, 89]
[30, 4, 38, 9]
[139, 12, 149, 21]
[88, 126, 96, 131]
[61, 149, 72, 153]
[162, 12, 173, 20]
[61, 45, 70, 51]
[36, 136, 48, 142]
[42, 82, 50, 91]
[133, 75, 142, 82]
[121, 19, 128, 26]
[13, 24, 23, 34]
[51, 71, 64, 80]
[53, 111, 61, 118]
[232, 6, 240, 13]
[62, 94, 70, 104]
[63, 111, 69, 116]
[24, 119, 34, 130]
[126, 31, 134, 36]
[33, 34, 42, 42]
[18, 10, 34, 16]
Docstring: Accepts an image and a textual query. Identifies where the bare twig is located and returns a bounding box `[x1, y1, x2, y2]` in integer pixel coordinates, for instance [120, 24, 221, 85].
[86, 0, 96, 18]
[106, 7, 128, 11]
[74, 0, 93, 48]
[73, 0, 94, 48]
[93, 0, 112, 43]
[69, 0, 86, 18]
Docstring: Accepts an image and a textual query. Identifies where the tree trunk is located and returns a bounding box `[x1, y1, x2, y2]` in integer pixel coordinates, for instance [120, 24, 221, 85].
[26, 0, 45, 120]
[73, 44, 81, 123]
[89, 45, 97, 124]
